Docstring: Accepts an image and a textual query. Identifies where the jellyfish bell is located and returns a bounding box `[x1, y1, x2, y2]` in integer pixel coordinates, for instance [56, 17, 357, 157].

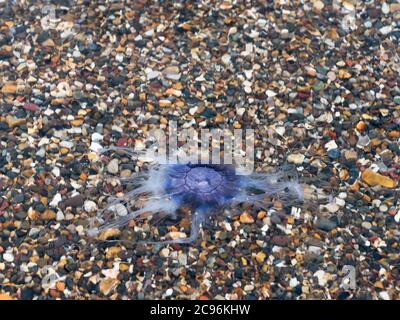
[164, 164, 240, 210]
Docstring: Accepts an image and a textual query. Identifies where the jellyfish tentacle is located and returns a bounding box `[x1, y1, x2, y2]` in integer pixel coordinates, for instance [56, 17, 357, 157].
[239, 169, 304, 205]
[145, 208, 208, 245]
[87, 197, 179, 237]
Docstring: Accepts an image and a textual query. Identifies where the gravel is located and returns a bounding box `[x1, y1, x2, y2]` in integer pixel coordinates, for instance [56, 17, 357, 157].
[0, 0, 399, 301]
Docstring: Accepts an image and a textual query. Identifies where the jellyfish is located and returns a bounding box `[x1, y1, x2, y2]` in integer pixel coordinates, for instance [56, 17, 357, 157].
[87, 147, 323, 244]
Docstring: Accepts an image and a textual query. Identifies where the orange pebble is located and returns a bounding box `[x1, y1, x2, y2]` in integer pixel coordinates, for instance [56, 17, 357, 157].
[356, 121, 366, 132]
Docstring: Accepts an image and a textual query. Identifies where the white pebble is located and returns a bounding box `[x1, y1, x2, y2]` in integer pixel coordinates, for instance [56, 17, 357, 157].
[335, 197, 346, 207]
[3, 252, 14, 263]
[84, 200, 98, 213]
[56, 211, 65, 221]
[265, 89, 277, 97]
[338, 192, 347, 199]
[51, 167, 60, 177]
[379, 291, 390, 300]
[379, 204, 388, 212]
[289, 277, 299, 288]
[165, 288, 173, 297]
[288, 153, 305, 164]
[382, 2, 390, 14]
[115, 53, 124, 63]
[379, 25, 392, 35]
[313, 270, 327, 286]
[60, 140, 74, 149]
[237, 108, 245, 116]
[146, 69, 160, 80]
[91, 132, 104, 142]
[107, 158, 119, 174]
[160, 248, 170, 258]
[36, 148, 46, 157]
[189, 106, 198, 115]
[394, 210, 400, 223]
[111, 203, 128, 217]
[49, 193, 62, 207]
[221, 54, 231, 65]
[90, 141, 103, 152]
[324, 140, 338, 151]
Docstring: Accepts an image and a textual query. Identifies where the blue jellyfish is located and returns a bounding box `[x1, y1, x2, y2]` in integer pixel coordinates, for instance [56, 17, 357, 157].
[87, 147, 305, 244]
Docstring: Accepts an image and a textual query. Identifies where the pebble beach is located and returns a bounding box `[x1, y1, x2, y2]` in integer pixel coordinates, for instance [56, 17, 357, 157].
[0, 0, 400, 300]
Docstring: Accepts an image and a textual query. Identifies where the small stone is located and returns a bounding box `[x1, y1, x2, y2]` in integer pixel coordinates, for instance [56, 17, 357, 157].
[3, 252, 14, 263]
[99, 278, 119, 296]
[119, 264, 129, 272]
[379, 204, 388, 212]
[344, 150, 358, 161]
[379, 25, 392, 35]
[313, 0, 324, 10]
[306, 66, 317, 76]
[339, 169, 349, 180]
[160, 248, 170, 258]
[221, 54, 231, 65]
[240, 211, 254, 224]
[106, 246, 122, 259]
[0, 293, 14, 300]
[271, 235, 290, 246]
[162, 66, 181, 80]
[60, 141, 74, 149]
[98, 228, 121, 241]
[382, 2, 390, 14]
[288, 153, 305, 164]
[91, 132, 103, 142]
[338, 69, 351, 79]
[165, 288, 173, 297]
[6, 115, 26, 128]
[146, 69, 160, 80]
[362, 170, 397, 188]
[379, 291, 390, 300]
[56, 211, 64, 221]
[178, 253, 187, 266]
[242, 285, 253, 293]
[23, 103, 39, 112]
[394, 210, 400, 223]
[265, 90, 277, 97]
[107, 158, 119, 174]
[313, 270, 327, 286]
[390, 3, 400, 12]
[327, 149, 340, 160]
[357, 135, 370, 148]
[56, 282, 66, 292]
[1, 82, 17, 94]
[115, 53, 124, 63]
[83, 200, 98, 213]
[50, 193, 62, 207]
[166, 231, 187, 240]
[343, 1, 355, 11]
[41, 209, 56, 220]
[289, 277, 299, 288]
[42, 38, 55, 47]
[315, 218, 337, 231]
[335, 197, 345, 207]
[159, 99, 172, 107]
[256, 252, 266, 263]
[325, 202, 339, 213]
[327, 71, 336, 81]
[64, 195, 84, 208]
[361, 221, 372, 230]
[356, 121, 366, 132]
[120, 169, 132, 177]
[111, 203, 128, 217]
